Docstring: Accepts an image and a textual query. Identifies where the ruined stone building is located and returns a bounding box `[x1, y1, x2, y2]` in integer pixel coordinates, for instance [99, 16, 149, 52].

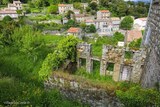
[77, 43, 146, 83]
[141, 0, 160, 88]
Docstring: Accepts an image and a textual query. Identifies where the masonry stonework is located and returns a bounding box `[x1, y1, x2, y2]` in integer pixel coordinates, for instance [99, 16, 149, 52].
[141, 0, 160, 88]
[77, 43, 146, 83]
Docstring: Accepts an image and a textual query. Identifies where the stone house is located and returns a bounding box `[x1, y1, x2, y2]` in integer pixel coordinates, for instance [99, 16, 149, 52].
[134, 17, 147, 30]
[72, 14, 94, 23]
[0, 1, 22, 18]
[111, 17, 121, 32]
[0, 10, 18, 18]
[67, 27, 82, 39]
[97, 10, 110, 19]
[58, 4, 74, 14]
[94, 19, 112, 36]
[73, 9, 80, 14]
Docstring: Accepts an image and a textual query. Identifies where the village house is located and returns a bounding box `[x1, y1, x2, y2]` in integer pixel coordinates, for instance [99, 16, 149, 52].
[127, 29, 142, 43]
[85, 19, 95, 25]
[67, 27, 82, 39]
[73, 9, 80, 14]
[58, 4, 74, 14]
[97, 10, 110, 19]
[72, 14, 94, 23]
[111, 17, 121, 32]
[0, 1, 22, 18]
[95, 19, 113, 36]
[134, 17, 147, 30]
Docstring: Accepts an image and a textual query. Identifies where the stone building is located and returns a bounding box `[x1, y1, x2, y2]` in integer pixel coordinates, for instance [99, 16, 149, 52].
[67, 27, 82, 39]
[141, 0, 160, 88]
[97, 10, 110, 19]
[111, 17, 121, 32]
[58, 4, 74, 14]
[134, 18, 147, 30]
[77, 43, 146, 82]
[0, 1, 22, 18]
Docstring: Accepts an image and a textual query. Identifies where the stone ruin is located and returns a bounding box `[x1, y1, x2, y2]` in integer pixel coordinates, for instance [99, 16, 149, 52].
[77, 43, 146, 83]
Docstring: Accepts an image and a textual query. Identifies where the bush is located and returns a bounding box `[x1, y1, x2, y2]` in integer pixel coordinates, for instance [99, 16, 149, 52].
[116, 86, 160, 107]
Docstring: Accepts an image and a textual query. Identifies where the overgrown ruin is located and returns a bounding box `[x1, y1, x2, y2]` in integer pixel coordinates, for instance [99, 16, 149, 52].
[77, 43, 146, 83]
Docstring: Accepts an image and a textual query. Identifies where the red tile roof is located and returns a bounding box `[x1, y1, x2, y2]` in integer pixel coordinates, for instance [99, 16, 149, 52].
[58, 4, 66, 7]
[138, 18, 147, 21]
[127, 30, 142, 42]
[67, 27, 80, 33]
[0, 10, 17, 14]
[100, 10, 110, 13]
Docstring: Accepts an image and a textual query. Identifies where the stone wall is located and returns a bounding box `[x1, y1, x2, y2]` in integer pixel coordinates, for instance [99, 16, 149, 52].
[44, 75, 124, 107]
[141, 0, 160, 88]
[77, 43, 146, 83]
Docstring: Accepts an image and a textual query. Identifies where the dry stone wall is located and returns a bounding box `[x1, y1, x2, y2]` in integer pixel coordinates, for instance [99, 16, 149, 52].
[141, 0, 160, 88]
[44, 75, 124, 107]
[77, 43, 146, 83]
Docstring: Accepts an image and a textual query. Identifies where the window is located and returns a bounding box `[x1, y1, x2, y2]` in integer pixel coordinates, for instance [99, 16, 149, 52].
[106, 63, 114, 71]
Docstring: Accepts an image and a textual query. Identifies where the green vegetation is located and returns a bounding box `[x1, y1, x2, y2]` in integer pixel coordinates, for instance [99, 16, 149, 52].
[0, 17, 83, 106]
[28, 14, 62, 21]
[39, 36, 80, 79]
[120, 16, 134, 30]
[129, 38, 142, 50]
[84, 32, 124, 56]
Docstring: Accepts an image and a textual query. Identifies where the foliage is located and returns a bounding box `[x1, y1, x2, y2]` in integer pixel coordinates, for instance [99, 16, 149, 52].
[39, 36, 80, 79]
[85, 24, 96, 33]
[116, 86, 160, 107]
[86, 32, 124, 56]
[47, 5, 58, 14]
[64, 19, 77, 29]
[65, 10, 74, 20]
[2, 15, 13, 22]
[120, 16, 134, 30]
[129, 38, 142, 49]
[0, 47, 83, 106]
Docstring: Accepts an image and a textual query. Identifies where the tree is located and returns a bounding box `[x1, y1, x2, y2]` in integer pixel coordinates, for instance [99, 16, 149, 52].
[47, 5, 58, 14]
[65, 10, 74, 20]
[89, 2, 98, 11]
[120, 16, 133, 30]
[3, 15, 13, 22]
[120, 16, 133, 45]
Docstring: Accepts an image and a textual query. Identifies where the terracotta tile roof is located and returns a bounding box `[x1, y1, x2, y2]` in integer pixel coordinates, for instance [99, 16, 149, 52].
[85, 19, 94, 23]
[127, 30, 142, 42]
[13, 1, 21, 3]
[138, 17, 147, 21]
[58, 4, 66, 7]
[0, 9, 17, 14]
[75, 14, 85, 17]
[58, 4, 73, 7]
[67, 27, 81, 33]
[99, 10, 110, 13]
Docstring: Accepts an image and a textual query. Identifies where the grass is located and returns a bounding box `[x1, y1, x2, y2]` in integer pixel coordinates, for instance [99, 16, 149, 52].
[28, 14, 62, 21]
[42, 35, 64, 45]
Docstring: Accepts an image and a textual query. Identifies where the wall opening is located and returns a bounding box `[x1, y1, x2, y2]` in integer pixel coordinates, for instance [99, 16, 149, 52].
[120, 66, 132, 81]
[93, 60, 100, 74]
[79, 58, 86, 68]
[125, 51, 133, 59]
[106, 63, 115, 75]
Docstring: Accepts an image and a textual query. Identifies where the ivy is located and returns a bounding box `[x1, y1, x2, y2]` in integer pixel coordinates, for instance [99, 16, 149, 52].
[39, 36, 80, 80]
